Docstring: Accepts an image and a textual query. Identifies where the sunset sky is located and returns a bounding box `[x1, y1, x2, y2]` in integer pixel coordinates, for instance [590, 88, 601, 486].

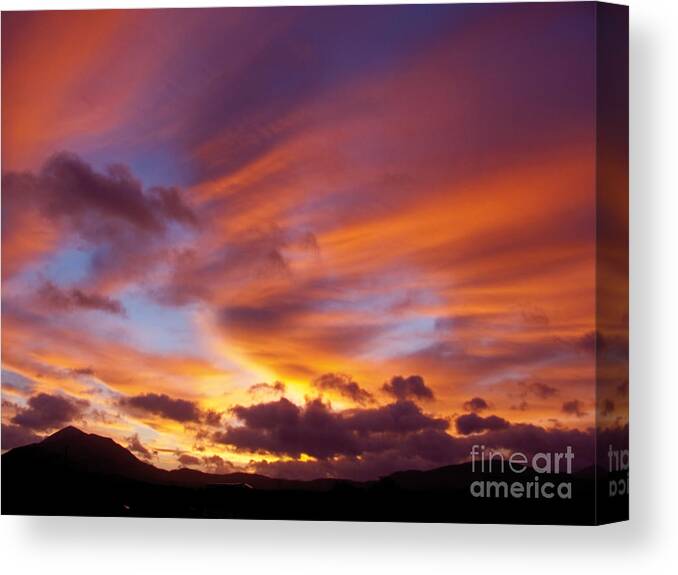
[1, 4, 626, 479]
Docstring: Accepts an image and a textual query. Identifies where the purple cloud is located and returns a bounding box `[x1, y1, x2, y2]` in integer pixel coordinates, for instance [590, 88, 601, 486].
[120, 393, 201, 423]
[216, 397, 446, 460]
[39, 281, 126, 316]
[382, 375, 434, 401]
[313, 373, 374, 404]
[455, 413, 510, 435]
[462, 397, 489, 412]
[11, 392, 89, 431]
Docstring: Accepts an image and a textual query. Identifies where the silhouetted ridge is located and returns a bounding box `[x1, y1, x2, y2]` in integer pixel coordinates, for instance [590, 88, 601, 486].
[2, 426, 601, 523]
[3, 427, 363, 490]
[386, 463, 475, 490]
[3, 425, 160, 482]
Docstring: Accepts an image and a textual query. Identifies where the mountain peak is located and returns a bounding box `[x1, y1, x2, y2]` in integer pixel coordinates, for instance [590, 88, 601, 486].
[39, 426, 133, 457]
[9, 425, 164, 482]
[42, 425, 88, 443]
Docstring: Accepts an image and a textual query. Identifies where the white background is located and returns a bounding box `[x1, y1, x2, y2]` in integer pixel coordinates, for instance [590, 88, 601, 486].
[0, 0, 676, 573]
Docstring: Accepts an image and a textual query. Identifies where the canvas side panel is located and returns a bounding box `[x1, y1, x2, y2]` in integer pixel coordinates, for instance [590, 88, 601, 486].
[595, 1, 629, 525]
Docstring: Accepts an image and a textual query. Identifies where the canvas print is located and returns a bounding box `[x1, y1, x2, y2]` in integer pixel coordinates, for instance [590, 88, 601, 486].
[1, 2, 628, 524]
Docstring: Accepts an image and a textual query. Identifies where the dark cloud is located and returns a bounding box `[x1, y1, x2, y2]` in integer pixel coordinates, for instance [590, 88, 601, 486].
[313, 373, 374, 405]
[562, 399, 586, 417]
[33, 152, 195, 232]
[343, 400, 448, 434]
[126, 433, 152, 460]
[147, 186, 197, 228]
[455, 413, 510, 435]
[462, 397, 488, 412]
[11, 392, 89, 431]
[208, 386, 599, 480]
[230, 397, 300, 430]
[203, 410, 222, 427]
[1, 423, 41, 450]
[2, 152, 197, 286]
[249, 421, 596, 481]
[479, 424, 594, 465]
[38, 281, 126, 316]
[177, 453, 201, 467]
[249, 430, 463, 482]
[382, 375, 434, 401]
[120, 393, 201, 423]
[216, 397, 447, 460]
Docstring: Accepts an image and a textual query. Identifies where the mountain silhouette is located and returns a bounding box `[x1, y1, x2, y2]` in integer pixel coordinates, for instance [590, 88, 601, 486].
[9, 426, 161, 481]
[2, 426, 355, 491]
[2, 426, 609, 523]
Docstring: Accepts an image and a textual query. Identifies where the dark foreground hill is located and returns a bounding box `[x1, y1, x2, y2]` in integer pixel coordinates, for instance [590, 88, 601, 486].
[2, 426, 604, 524]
